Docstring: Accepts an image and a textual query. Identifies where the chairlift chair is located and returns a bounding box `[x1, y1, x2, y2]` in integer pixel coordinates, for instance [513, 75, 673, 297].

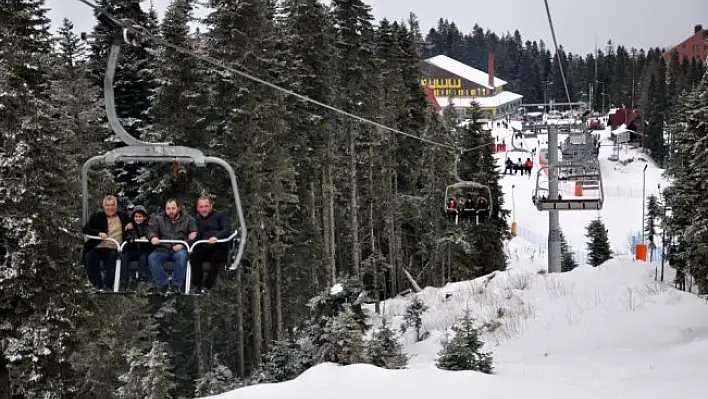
[80, 26, 247, 295]
[444, 181, 493, 225]
[532, 166, 604, 211]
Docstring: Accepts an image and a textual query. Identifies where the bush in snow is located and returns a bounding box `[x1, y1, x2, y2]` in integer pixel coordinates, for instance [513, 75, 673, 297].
[435, 310, 493, 374]
[367, 318, 408, 369]
[560, 230, 578, 272]
[194, 355, 242, 397]
[318, 304, 368, 365]
[253, 339, 314, 383]
[400, 296, 429, 342]
[116, 341, 176, 399]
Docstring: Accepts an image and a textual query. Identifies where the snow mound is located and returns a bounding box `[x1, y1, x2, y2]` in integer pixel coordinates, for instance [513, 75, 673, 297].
[210, 258, 708, 399]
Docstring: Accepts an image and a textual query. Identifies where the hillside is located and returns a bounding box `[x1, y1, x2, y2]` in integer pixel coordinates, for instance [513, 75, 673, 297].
[208, 123, 708, 399]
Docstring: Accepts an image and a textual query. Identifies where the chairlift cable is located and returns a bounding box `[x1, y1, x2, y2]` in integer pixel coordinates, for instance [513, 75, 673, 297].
[542, 0, 573, 105]
[75, 0, 504, 153]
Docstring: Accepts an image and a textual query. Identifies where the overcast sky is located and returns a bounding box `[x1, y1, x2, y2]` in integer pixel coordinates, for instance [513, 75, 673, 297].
[47, 0, 706, 55]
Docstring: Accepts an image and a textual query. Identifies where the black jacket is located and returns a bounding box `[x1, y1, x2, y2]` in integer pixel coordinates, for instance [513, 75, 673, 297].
[122, 205, 154, 253]
[124, 222, 154, 253]
[81, 211, 129, 257]
[196, 210, 232, 249]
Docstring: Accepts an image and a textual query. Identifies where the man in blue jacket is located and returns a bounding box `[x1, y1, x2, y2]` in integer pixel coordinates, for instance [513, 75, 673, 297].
[190, 196, 232, 294]
[148, 198, 198, 294]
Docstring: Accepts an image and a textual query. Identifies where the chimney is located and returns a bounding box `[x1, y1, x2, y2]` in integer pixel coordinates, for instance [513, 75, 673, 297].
[695, 24, 703, 34]
[488, 52, 495, 89]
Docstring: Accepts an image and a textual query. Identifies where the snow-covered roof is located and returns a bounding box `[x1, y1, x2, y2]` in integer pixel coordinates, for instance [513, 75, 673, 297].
[424, 55, 507, 89]
[436, 91, 523, 109]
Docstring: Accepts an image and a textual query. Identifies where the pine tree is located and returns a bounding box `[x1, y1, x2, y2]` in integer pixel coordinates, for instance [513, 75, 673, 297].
[560, 231, 578, 272]
[446, 107, 510, 279]
[585, 218, 613, 267]
[253, 340, 313, 383]
[116, 341, 176, 399]
[1, 2, 92, 396]
[367, 319, 408, 369]
[645, 194, 661, 250]
[677, 69, 708, 293]
[279, 0, 337, 300]
[193, 355, 241, 397]
[400, 296, 429, 342]
[435, 310, 493, 373]
[320, 304, 368, 365]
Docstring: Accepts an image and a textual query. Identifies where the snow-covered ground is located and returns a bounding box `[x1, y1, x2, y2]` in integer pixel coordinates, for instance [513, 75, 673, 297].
[209, 120, 708, 399]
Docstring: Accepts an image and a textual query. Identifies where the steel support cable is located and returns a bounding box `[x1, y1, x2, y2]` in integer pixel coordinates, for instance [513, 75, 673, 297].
[542, 0, 572, 105]
[74, 0, 513, 154]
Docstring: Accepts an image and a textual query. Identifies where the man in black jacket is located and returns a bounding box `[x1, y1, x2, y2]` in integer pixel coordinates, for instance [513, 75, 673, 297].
[82, 195, 129, 292]
[191, 196, 232, 293]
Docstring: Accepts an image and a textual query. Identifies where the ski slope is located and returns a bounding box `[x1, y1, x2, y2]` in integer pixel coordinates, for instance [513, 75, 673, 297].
[209, 121, 708, 399]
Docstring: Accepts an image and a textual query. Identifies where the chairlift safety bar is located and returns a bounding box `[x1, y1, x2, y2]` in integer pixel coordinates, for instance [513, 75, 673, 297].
[84, 231, 238, 293]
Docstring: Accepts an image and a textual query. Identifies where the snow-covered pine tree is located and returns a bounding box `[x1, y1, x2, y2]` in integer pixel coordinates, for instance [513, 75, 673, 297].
[1, 2, 92, 396]
[205, 0, 297, 363]
[368, 319, 408, 369]
[252, 339, 313, 383]
[560, 231, 578, 272]
[50, 19, 108, 206]
[116, 341, 176, 399]
[645, 194, 661, 250]
[435, 310, 493, 373]
[279, 0, 337, 297]
[115, 300, 175, 399]
[331, 0, 378, 279]
[585, 217, 613, 267]
[401, 296, 429, 342]
[194, 355, 242, 397]
[444, 106, 509, 279]
[320, 304, 368, 365]
[678, 69, 708, 293]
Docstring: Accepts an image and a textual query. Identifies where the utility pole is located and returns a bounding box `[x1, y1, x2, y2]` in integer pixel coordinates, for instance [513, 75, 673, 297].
[547, 123, 561, 273]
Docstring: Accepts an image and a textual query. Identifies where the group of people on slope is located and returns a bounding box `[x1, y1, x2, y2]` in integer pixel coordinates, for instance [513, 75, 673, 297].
[82, 195, 233, 295]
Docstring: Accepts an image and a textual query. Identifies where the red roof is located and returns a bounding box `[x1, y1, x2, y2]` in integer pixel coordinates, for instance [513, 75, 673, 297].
[609, 108, 640, 130]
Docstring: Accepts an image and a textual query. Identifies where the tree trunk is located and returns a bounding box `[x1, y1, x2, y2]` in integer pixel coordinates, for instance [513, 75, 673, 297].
[386, 169, 397, 295]
[350, 127, 361, 280]
[250, 249, 263, 366]
[0, 356, 9, 399]
[321, 168, 333, 286]
[193, 300, 205, 376]
[236, 268, 245, 377]
[369, 146, 379, 313]
[310, 181, 321, 293]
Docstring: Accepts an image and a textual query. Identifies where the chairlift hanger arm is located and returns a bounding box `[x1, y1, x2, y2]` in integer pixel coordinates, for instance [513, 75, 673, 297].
[103, 31, 169, 147]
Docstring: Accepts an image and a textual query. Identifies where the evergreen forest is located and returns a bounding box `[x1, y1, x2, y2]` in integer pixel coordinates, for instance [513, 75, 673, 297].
[0, 0, 706, 397]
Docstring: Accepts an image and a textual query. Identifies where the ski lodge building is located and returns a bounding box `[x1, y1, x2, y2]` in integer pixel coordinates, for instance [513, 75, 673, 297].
[420, 54, 523, 120]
